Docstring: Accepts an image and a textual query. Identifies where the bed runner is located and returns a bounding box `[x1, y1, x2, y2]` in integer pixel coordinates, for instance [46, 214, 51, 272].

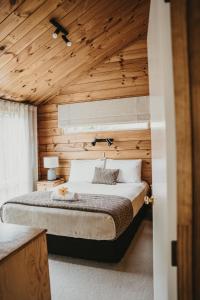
[1, 192, 133, 239]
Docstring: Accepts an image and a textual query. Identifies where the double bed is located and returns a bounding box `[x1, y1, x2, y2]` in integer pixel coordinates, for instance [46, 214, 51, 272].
[1, 159, 150, 262]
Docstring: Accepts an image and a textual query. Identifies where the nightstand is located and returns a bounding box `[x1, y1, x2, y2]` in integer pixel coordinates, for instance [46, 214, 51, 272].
[37, 178, 65, 191]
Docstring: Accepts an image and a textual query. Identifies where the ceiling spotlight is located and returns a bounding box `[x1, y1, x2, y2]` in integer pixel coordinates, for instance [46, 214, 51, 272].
[52, 29, 59, 39]
[67, 40, 72, 47]
[62, 35, 72, 47]
[50, 18, 72, 46]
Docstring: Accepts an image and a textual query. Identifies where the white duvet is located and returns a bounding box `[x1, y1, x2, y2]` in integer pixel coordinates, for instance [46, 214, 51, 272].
[51, 181, 148, 202]
[2, 182, 149, 240]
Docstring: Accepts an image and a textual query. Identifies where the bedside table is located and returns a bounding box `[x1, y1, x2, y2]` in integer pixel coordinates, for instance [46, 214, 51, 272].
[37, 178, 65, 191]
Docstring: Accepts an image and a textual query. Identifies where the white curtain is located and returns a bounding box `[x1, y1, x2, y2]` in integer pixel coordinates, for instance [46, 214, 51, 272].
[0, 100, 38, 205]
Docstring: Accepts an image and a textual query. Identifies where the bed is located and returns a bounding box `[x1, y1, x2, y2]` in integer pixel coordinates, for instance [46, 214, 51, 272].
[1, 159, 150, 262]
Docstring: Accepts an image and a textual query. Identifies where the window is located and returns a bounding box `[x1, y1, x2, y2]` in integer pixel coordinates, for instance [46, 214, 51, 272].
[58, 97, 150, 133]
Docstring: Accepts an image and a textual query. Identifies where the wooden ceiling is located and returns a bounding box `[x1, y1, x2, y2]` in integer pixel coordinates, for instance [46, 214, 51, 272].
[0, 0, 150, 105]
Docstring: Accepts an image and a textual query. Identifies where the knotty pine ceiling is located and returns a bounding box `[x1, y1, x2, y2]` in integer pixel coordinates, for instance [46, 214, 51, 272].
[0, 0, 150, 105]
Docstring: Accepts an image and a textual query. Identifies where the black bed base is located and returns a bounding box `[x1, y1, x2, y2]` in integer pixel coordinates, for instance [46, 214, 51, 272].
[47, 205, 147, 263]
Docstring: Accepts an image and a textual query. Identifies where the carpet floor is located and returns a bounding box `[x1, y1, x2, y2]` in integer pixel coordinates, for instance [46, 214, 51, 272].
[48, 220, 153, 300]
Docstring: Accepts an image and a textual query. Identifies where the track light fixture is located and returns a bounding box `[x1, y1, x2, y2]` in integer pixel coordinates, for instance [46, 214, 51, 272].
[50, 18, 72, 47]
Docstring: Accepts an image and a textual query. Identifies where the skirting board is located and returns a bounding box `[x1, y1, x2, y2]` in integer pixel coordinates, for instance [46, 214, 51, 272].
[47, 205, 148, 263]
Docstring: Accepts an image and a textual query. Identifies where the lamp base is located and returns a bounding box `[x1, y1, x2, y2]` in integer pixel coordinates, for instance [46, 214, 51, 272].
[47, 168, 57, 181]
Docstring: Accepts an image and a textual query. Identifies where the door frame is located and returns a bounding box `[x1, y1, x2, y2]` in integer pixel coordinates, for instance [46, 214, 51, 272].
[170, 0, 200, 299]
[187, 0, 200, 299]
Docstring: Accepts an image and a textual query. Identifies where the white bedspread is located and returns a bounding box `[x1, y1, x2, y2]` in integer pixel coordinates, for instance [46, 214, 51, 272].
[2, 182, 149, 240]
[51, 181, 147, 201]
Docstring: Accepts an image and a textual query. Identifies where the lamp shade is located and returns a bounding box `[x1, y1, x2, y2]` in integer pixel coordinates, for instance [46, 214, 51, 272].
[44, 156, 59, 168]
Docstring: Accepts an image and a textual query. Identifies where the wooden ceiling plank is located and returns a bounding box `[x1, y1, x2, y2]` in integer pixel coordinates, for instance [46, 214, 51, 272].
[0, 0, 77, 71]
[37, 17, 149, 102]
[0, 0, 126, 94]
[0, 0, 46, 42]
[66, 0, 133, 44]
[0, 0, 102, 87]
[2, 0, 65, 46]
[0, 0, 25, 24]
[37, 0, 148, 102]
[20, 0, 149, 102]
[0, 43, 147, 86]
[0, 37, 68, 86]
[0, 0, 150, 104]
[3, 0, 125, 84]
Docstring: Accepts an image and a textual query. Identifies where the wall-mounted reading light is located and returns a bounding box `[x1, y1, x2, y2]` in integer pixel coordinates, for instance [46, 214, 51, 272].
[50, 18, 72, 47]
[91, 138, 114, 147]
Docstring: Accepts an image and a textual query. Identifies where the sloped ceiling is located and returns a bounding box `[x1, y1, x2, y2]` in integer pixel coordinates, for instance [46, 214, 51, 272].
[0, 0, 150, 105]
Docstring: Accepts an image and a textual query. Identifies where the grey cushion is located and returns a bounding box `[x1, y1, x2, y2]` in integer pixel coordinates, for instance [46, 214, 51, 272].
[92, 167, 119, 185]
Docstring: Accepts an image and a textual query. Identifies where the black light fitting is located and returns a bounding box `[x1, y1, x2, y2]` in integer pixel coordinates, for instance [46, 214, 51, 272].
[10, 0, 17, 5]
[50, 18, 72, 47]
[91, 138, 114, 147]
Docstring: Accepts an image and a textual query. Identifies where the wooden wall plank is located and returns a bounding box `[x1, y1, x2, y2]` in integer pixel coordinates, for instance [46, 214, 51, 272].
[59, 77, 148, 94]
[50, 86, 149, 104]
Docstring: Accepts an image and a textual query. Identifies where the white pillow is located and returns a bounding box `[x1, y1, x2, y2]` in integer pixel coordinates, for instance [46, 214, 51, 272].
[68, 159, 105, 182]
[105, 159, 142, 183]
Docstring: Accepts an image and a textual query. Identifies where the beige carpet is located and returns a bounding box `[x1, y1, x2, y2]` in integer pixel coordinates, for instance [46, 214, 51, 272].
[48, 220, 153, 300]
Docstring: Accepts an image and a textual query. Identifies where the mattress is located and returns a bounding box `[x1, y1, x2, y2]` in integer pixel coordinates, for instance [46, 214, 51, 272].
[2, 181, 149, 241]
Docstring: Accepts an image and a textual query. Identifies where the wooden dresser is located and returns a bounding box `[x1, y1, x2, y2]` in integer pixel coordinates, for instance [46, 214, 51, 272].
[0, 223, 51, 300]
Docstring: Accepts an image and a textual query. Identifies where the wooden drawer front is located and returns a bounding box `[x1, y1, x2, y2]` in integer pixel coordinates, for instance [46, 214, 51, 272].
[37, 179, 64, 191]
[37, 184, 48, 192]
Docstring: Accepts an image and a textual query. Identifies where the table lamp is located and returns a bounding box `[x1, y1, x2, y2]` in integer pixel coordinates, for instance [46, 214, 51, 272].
[44, 156, 59, 181]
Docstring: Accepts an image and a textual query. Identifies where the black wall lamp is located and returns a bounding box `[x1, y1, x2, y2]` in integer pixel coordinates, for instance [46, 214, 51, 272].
[50, 18, 72, 47]
[91, 138, 114, 147]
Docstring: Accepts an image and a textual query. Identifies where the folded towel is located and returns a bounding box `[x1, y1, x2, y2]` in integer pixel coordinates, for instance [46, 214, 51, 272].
[51, 191, 79, 201]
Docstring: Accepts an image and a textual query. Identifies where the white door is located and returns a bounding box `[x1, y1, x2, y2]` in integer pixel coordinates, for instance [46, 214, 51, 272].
[147, 1, 177, 299]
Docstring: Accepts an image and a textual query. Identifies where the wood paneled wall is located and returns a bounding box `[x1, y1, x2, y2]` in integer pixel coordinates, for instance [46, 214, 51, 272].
[38, 33, 151, 183]
[38, 104, 152, 184]
[50, 37, 149, 104]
